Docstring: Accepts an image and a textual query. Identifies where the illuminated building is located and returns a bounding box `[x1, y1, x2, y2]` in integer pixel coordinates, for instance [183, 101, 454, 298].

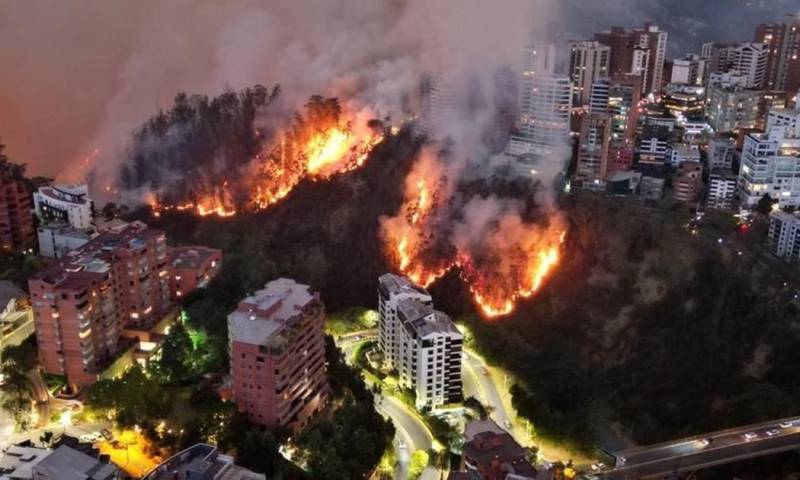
[738, 106, 800, 209]
[673, 162, 703, 204]
[569, 41, 610, 106]
[755, 14, 800, 103]
[706, 85, 764, 133]
[576, 113, 612, 188]
[509, 45, 572, 158]
[227, 278, 328, 430]
[33, 184, 93, 230]
[378, 273, 462, 410]
[167, 246, 222, 301]
[142, 443, 264, 480]
[662, 83, 705, 116]
[590, 75, 642, 142]
[595, 23, 668, 96]
[29, 222, 170, 389]
[670, 54, 706, 86]
[707, 170, 738, 210]
[708, 135, 736, 170]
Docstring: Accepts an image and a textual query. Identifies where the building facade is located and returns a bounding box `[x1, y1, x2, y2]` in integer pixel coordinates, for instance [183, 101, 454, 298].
[707, 170, 738, 210]
[0, 177, 34, 251]
[33, 184, 93, 230]
[755, 15, 800, 102]
[510, 45, 572, 157]
[738, 113, 800, 209]
[378, 274, 462, 410]
[576, 112, 612, 186]
[569, 41, 610, 106]
[227, 278, 328, 430]
[29, 222, 170, 388]
[706, 85, 763, 133]
[167, 246, 222, 301]
[768, 210, 800, 262]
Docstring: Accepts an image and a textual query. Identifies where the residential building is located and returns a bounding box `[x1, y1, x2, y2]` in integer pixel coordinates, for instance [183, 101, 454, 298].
[0, 444, 121, 480]
[608, 142, 635, 173]
[33, 184, 93, 230]
[708, 135, 737, 170]
[419, 72, 443, 138]
[638, 172, 667, 200]
[662, 83, 706, 116]
[673, 162, 703, 204]
[738, 115, 800, 209]
[568, 41, 610, 106]
[595, 23, 668, 96]
[378, 274, 462, 410]
[461, 419, 538, 480]
[37, 224, 94, 259]
[576, 113, 612, 187]
[758, 91, 789, 130]
[0, 281, 33, 367]
[669, 143, 701, 167]
[168, 246, 222, 300]
[378, 273, 432, 369]
[590, 75, 642, 142]
[29, 222, 170, 388]
[509, 45, 572, 158]
[670, 54, 706, 86]
[0, 175, 34, 251]
[638, 124, 672, 165]
[707, 170, 738, 210]
[768, 210, 800, 262]
[755, 14, 800, 102]
[607, 170, 642, 195]
[227, 278, 328, 430]
[706, 85, 764, 133]
[142, 443, 265, 480]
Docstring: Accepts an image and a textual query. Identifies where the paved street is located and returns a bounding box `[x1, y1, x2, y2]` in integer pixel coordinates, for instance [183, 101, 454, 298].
[602, 417, 800, 478]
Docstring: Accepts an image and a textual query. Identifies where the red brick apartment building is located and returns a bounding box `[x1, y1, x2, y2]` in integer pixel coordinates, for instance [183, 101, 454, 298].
[29, 222, 171, 388]
[168, 246, 222, 301]
[228, 278, 328, 431]
[0, 176, 35, 251]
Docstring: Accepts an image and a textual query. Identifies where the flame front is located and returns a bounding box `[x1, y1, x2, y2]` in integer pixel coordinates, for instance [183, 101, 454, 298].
[382, 148, 566, 319]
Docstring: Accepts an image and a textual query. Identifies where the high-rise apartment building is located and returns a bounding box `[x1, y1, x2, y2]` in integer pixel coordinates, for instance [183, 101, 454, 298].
[227, 278, 328, 430]
[29, 222, 170, 388]
[768, 210, 800, 262]
[596, 23, 668, 96]
[670, 54, 707, 86]
[591, 75, 642, 142]
[569, 41, 611, 107]
[576, 113, 612, 187]
[755, 14, 800, 103]
[738, 106, 800, 209]
[0, 176, 34, 251]
[706, 85, 764, 133]
[509, 45, 572, 157]
[706, 170, 738, 210]
[378, 274, 462, 410]
[705, 43, 769, 89]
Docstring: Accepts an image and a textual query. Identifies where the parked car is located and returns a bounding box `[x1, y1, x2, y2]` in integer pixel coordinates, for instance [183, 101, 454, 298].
[780, 421, 794, 429]
[766, 429, 781, 437]
[742, 432, 758, 441]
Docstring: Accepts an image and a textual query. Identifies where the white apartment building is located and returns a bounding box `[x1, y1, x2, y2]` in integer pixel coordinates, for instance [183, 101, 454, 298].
[378, 274, 462, 410]
[569, 41, 610, 106]
[738, 112, 800, 209]
[768, 210, 800, 262]
[509, 45, 572, 158]
[708, 136, 736, 170]
[720, 43, 769, 89]
[707, 171, 738, 210]
[33, 184, 93, 230]
[37, 224, 93, 259]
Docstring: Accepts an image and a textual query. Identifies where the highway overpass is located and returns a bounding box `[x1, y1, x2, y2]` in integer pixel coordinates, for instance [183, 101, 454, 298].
[598, 416, 800, 479]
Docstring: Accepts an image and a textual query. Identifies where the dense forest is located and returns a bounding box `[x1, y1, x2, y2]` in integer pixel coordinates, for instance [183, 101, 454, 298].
[118, 85, 280, 205]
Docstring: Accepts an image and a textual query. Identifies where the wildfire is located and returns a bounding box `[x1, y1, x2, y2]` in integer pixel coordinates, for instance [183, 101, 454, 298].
[382, 148, 567, 319]
[150, 96, 385, 218]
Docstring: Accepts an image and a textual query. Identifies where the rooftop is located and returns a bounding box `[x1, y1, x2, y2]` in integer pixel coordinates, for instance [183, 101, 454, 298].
[170, 246, 221, 270]
[397, 298, 459, 338]
[0, 444, 119, 480]
[228, 278, 318, 345]
[31, 222, 164, 292]
[378, 273, 430, 299]
[143, 444, 264, 480]
[463, 428, 537, 479]
[36, 184, 90, 205]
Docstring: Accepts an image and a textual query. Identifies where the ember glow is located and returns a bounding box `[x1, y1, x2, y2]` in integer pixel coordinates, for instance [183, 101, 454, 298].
[150, 102, 384, 217]
[382, 148, 567, 319]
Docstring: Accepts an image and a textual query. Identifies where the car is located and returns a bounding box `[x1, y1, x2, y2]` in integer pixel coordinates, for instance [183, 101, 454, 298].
[100, 428, 113, 441]
[780, 421, 794, 429]
[700, 438, 713, 447]
[743, 432, 758, 441]
[766, 429, 781, 437]
[398, 441, 406, 450]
